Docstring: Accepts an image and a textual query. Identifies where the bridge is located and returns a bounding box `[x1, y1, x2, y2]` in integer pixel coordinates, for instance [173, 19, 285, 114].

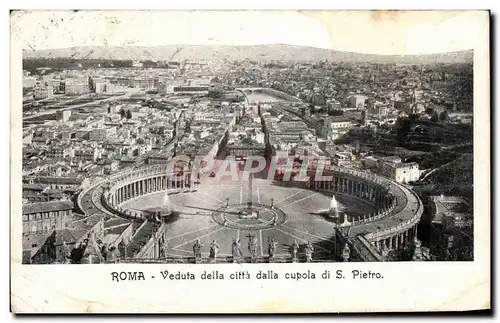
[235, 87, 302, 103]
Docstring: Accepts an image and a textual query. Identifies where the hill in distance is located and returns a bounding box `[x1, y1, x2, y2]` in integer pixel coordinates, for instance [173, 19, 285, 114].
[23, 44, 473, 64]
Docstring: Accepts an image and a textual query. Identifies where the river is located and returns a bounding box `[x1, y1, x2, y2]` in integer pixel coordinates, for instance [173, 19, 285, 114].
[245, 92, 284, 104]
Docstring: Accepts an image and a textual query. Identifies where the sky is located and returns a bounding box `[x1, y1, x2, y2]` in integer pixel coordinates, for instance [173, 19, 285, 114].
[11, 10, 488, 55]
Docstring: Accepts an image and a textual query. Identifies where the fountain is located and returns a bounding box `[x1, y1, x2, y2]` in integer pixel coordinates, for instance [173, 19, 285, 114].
[152, 179, 174, 222]
[212, 172, 287, 229]
[329, 195, 350, 227]
[330, 195, 339, 213]
[329, 195, 339, 218]
[163, 190, 173, 215]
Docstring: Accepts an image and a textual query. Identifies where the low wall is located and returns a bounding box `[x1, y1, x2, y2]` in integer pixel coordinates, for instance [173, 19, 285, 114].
[261, 88, 302, 102]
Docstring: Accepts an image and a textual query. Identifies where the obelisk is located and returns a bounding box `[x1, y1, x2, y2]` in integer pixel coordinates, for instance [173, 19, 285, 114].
[247, 173, 253, 211]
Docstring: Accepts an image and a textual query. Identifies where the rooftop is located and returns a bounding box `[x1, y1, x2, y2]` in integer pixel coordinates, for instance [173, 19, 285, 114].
[105, 217, 132, 229]
[22, 200, 74, 215]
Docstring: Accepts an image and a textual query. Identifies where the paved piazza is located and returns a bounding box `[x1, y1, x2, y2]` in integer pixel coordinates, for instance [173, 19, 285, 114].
[121, 178, 377, 260]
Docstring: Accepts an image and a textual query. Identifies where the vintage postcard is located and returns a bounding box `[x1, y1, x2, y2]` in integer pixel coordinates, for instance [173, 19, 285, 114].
[10, 10, 490, 313]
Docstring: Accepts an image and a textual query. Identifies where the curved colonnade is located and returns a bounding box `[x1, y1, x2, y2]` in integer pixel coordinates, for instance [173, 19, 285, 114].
[102, 164, 194, 221]
[307, 166, 423, 253]
[78, 164, 423, 256]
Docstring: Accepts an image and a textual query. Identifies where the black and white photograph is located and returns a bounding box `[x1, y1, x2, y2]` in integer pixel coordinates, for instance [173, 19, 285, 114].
[10, 9, 490, 313]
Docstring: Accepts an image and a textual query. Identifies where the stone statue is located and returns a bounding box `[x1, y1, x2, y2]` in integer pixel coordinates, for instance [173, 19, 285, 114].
[193, 239, 203, 259]
[231, 239, 243, 262]
[160, 239, 168, 258]
[118, 241, 127, 259]
[106, 246, 117, 262]
[59, 241, 70, 263]
[209, 240, 219, 259]
[305, 241, 314, 263]
[248, 235, 258, 260]
[412, 238, 424, 261]
[268, 238, 277, 258]
[342, 243, 351, 262]
[100, 243, 109, 261]
[291, 240, 299, 259]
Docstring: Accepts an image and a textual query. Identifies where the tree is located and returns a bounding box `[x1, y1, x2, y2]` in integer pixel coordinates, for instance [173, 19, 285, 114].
[439, 110, 449, 123]
[430, 111, 439, 123]
[328, 109, 343, 116]
[394, 117, 413, 143]
[126, 109, 132, 119]
[309, 104, 314, 115]
[119, 108, 126, 119]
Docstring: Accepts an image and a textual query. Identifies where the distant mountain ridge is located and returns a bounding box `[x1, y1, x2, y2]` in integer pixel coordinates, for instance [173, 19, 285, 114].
[23, 44, 473, 64]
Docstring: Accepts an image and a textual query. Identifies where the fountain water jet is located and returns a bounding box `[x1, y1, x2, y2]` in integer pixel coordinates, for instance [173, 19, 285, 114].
[153, 177, 174, 222]
[163, 190, 173, 215]
[330, 195, 339, 211]
[329, 195, 350, 227]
